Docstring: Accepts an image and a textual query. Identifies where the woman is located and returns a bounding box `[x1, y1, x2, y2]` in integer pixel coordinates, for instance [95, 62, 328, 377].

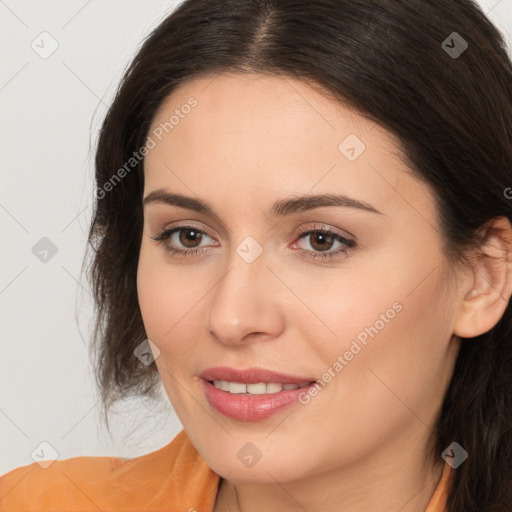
[1, 0, 511, 510]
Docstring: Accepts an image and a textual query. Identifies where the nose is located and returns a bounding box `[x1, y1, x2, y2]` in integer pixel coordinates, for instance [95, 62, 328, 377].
[204, 248, 285, 347]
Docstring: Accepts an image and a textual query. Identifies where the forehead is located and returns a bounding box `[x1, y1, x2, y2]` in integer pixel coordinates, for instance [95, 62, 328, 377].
[143, 73, 435, 223]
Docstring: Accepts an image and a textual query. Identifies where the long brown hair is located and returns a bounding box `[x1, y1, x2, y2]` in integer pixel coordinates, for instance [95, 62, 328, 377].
[82, 1, 512, 509]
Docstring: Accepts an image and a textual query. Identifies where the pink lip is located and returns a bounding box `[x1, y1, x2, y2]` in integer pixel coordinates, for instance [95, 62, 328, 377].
[199, 366, 318, 421]
[199, 366, 317, 385]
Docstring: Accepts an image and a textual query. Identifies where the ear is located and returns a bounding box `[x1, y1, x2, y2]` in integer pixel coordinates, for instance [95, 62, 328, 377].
[453, 216, 512, 338]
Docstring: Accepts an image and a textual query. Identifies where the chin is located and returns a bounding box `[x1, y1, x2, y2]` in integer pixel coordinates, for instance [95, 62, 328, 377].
[196, 439, 315, 485]
[210, 459, 304, 484]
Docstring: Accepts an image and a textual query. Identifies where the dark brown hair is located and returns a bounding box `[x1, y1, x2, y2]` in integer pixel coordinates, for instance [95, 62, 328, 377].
[82, 0, 512, 509]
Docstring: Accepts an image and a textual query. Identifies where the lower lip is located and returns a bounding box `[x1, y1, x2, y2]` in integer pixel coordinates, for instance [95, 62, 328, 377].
[200, 379, 316, 421]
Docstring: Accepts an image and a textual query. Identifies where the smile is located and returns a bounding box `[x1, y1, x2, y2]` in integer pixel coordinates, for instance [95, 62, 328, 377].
[210, 380, 312, 394]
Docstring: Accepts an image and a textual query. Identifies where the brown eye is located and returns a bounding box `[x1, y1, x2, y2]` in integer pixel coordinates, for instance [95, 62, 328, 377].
[308, 232, 336, 252]
[295, 226, 356, 261]
[179, 228, 203, 248]
[150, 226, 215, 257]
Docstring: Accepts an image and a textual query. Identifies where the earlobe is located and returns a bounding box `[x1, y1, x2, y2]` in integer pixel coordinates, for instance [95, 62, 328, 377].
[453, 216, 512, 339]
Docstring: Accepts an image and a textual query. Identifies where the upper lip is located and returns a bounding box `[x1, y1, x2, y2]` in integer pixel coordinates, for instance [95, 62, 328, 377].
[199, 366, 317, 385]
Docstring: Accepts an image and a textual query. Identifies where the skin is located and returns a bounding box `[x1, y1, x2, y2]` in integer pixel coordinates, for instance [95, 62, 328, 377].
[136, 73, 512, 512]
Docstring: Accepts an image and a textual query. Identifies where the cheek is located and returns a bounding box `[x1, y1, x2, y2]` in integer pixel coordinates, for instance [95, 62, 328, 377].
[137, 255, 170, 338]
[288, 263, 405, 364]
[328, 272, 451, 426]
[137, 246, 195, 354]
[137, 243, 207, 368]
[300, 255, 452, 415]
[136, 251, 200, 413]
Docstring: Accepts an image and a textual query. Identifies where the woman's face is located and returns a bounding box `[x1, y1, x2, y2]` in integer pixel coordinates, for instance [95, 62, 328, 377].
[137, 73, 461, 483]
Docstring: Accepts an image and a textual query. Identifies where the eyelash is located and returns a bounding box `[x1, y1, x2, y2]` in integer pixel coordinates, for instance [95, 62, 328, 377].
[150, 224, 356, 261]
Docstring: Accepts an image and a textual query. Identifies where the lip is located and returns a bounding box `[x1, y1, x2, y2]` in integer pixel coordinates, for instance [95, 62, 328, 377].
[199, 366, 318, 421]
[199, 366, 317, 385]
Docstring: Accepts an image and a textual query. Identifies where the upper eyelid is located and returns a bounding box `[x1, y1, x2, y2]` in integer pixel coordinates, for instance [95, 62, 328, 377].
[153, 225, 356, 263]
[297, 223, 354, 239]
[168, 224, 216, 241]
[161, 224, 354, 246]
[147, 206, 360, 237]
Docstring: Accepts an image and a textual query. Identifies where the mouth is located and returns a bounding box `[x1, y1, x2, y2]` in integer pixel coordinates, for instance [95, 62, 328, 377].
[208, 380, 315, 394]
[199, 367, 318, 421]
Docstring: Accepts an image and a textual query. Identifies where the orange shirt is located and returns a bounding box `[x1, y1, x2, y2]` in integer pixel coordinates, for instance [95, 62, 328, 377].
[0, 430, 453, 511]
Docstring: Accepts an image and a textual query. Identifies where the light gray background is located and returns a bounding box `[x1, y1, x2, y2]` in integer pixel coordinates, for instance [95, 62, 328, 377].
[1, 0, 511, 476]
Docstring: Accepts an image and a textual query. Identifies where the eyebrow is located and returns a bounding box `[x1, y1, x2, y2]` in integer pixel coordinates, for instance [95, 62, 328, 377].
[142, 189, 383, 217]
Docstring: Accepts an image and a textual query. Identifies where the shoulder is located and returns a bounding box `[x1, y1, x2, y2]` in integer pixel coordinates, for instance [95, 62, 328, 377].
[0, 430, 220, 512]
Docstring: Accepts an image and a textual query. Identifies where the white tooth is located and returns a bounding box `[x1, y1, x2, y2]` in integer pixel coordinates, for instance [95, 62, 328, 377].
[213, 381, 302, 394]
[246, 383, 267, 395]
[213, 380, 230, 391]
[282, 383, 300, 390]
[228, 382, 247, 394]
[220, 380, 231, 391]
[266, 383, 283, 393]
[298, 381, 310, 388]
